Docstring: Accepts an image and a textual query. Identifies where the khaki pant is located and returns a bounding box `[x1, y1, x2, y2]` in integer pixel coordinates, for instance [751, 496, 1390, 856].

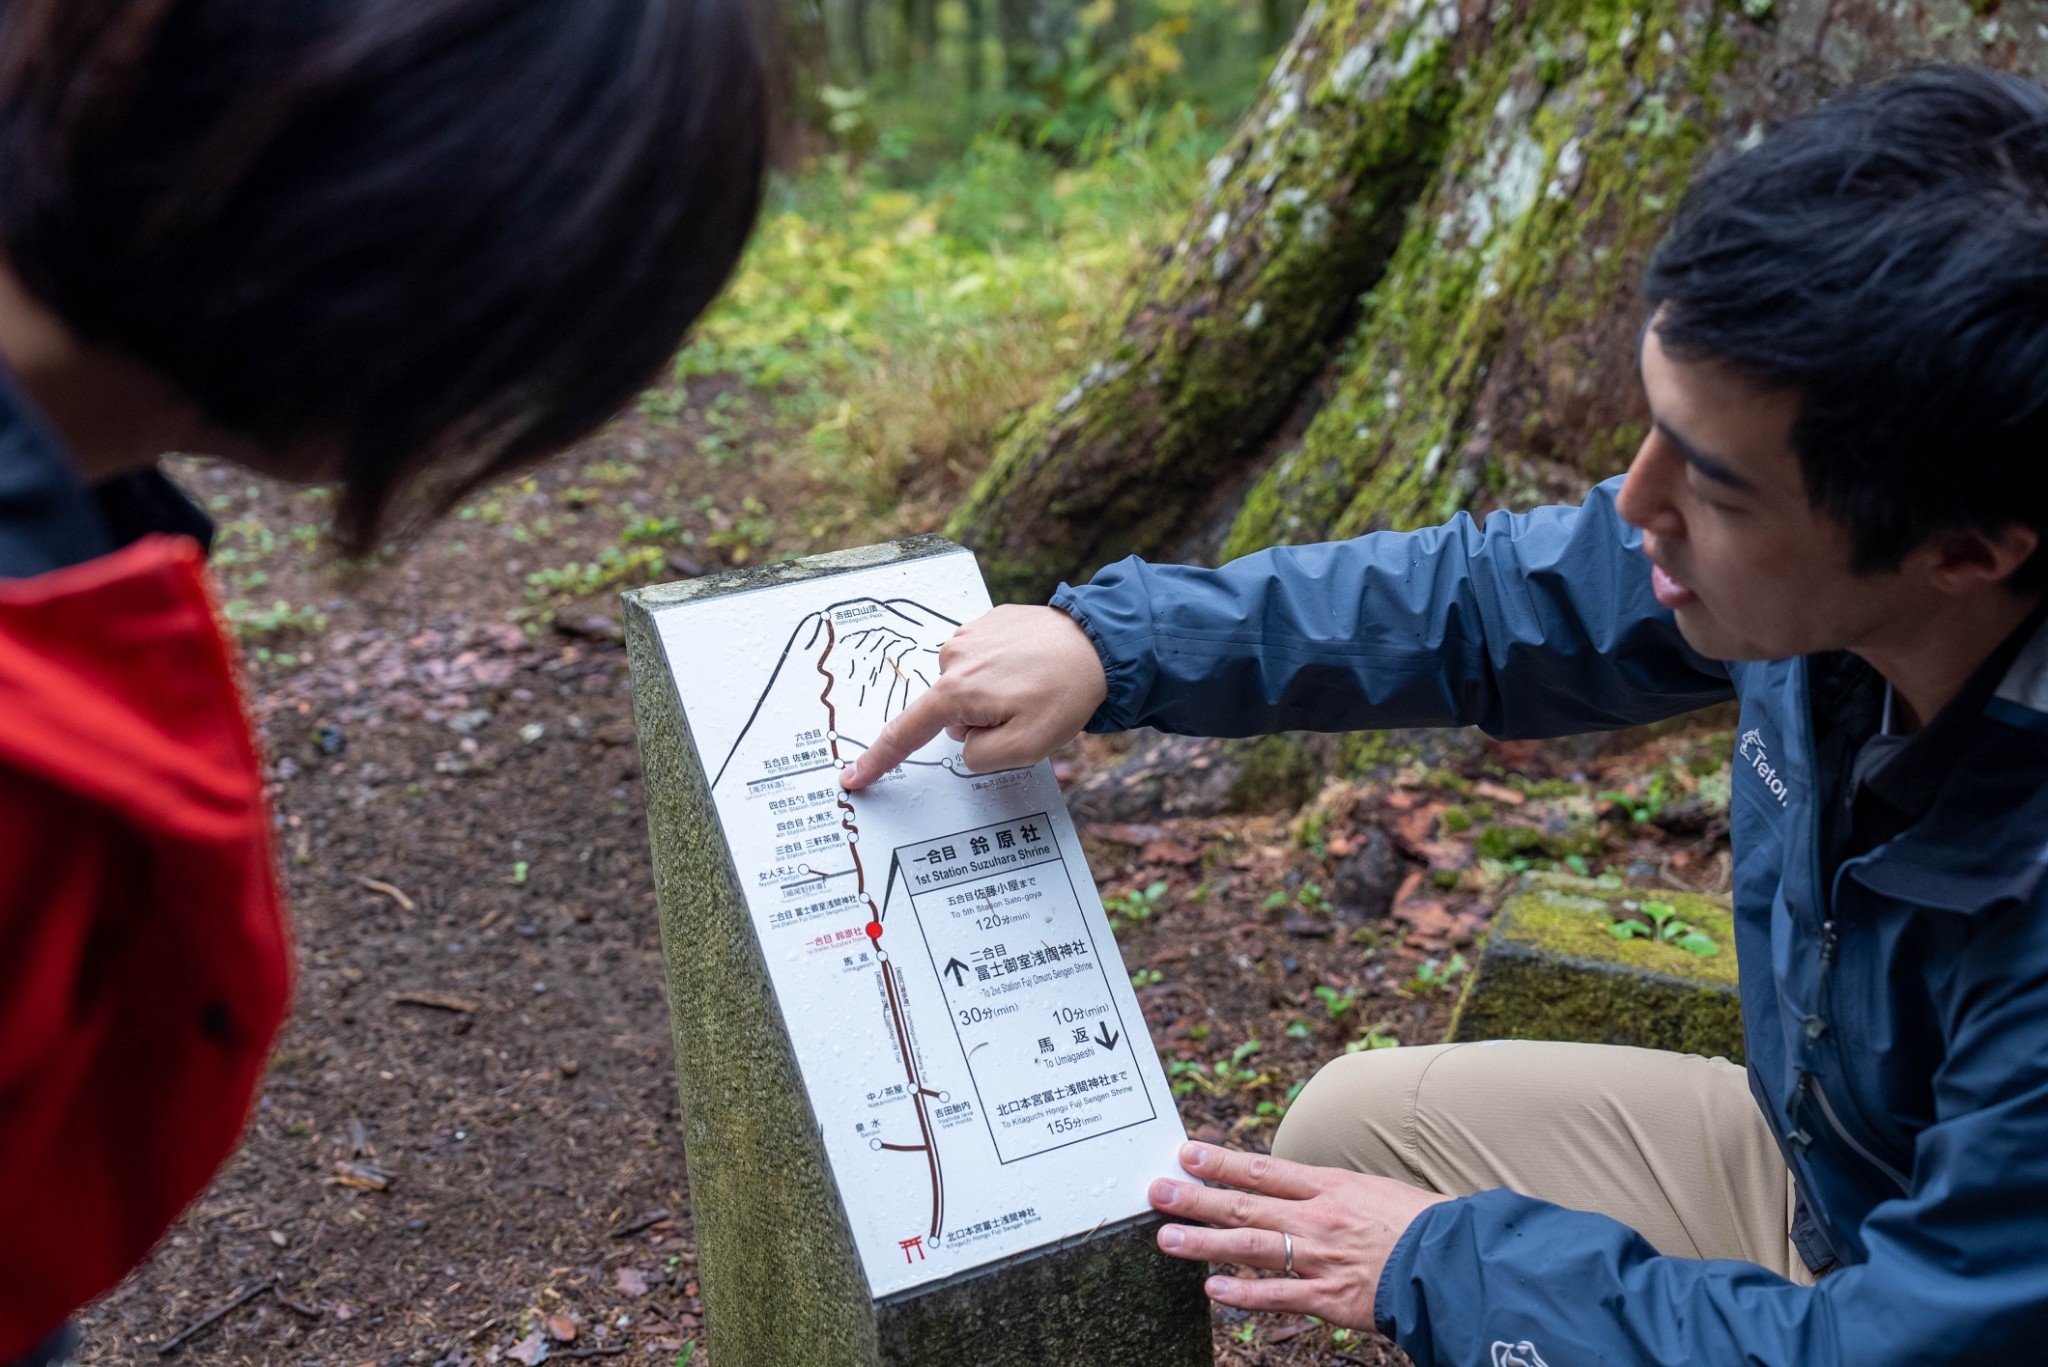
[1272, 1040, 1816, 1285]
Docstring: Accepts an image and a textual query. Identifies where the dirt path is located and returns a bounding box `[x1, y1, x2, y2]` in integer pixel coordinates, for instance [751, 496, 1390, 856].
[76, 402, 1733, 1367]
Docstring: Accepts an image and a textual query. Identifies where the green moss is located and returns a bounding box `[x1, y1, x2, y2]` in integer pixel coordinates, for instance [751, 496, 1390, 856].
[1509, 876, 1737, 986]
[1447, 873, 1743, 1061]
[1331, 729, 1426, 776]
[1223, 733, 1325, 813]
[1225, 0, 1739, 557]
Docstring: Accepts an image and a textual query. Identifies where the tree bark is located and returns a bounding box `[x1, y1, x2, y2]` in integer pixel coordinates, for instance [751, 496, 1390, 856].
[953, 0, 2048, 601]
[950, 0, 1475, 601]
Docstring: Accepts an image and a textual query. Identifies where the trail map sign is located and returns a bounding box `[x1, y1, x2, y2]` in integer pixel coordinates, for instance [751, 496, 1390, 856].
[624, 538, 1210, 1367]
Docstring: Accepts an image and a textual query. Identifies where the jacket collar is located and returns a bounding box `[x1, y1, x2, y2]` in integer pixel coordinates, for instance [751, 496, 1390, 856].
[1846, 613, 2048, 915]
[0, 359, 210, 578]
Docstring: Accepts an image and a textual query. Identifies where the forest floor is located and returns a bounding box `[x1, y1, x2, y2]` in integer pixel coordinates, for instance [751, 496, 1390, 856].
[75, 378, 1738, 1367]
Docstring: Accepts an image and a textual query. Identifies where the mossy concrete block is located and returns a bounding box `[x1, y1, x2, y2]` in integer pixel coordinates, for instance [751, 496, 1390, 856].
[1447, 874, 1744, 1062]
[623, 537, 1210, 1367]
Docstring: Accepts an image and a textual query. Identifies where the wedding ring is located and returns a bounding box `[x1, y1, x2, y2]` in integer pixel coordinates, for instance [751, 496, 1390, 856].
[1282, 1230, 1296, 1277]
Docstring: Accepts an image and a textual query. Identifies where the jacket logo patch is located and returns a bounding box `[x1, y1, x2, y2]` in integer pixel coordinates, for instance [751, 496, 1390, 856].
[1491, 1341, 1550, 1367]
[1738, 728, 1791, 807]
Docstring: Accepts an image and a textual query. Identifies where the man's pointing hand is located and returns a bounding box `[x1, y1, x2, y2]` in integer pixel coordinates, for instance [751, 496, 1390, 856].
[838, 605, 1108, 790]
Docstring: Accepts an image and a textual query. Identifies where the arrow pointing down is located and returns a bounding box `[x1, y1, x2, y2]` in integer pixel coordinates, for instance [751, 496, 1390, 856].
[942, 957, 969, 987]
[1092, 1022, 1121, 1052]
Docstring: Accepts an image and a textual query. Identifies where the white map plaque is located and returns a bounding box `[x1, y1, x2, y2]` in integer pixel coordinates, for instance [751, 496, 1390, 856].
[646, 545, 1186, 1299]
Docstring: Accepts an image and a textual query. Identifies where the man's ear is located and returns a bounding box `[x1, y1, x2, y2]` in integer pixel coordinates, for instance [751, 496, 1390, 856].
[1924, 522, 2042, 595]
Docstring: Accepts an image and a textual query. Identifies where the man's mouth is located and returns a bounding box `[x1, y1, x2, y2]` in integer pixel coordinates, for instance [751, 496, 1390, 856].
[1649, 560, 1700, 611]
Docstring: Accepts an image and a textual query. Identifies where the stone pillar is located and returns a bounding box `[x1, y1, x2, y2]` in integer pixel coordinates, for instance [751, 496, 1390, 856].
[623, 536, 1211, 1367]
[1447, 873, 1743, 1062]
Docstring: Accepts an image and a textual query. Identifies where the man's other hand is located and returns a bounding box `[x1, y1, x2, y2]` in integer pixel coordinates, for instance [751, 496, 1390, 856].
[1150, 1141, 1450, 1331]
[838, 604, 1107, 789]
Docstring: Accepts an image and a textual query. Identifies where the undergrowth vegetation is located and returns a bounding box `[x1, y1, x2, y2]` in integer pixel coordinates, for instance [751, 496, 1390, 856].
[655, 109, 1220, 523]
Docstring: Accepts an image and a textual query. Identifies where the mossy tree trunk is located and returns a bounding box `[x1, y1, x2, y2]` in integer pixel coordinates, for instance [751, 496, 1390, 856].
[954, 0, 2048, 600]
[949, 0, 1477, 601]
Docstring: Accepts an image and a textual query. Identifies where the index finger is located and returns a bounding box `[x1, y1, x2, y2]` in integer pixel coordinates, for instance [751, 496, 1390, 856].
[1179, 1142, 1327, 1201]
[840, 685, 954, 789]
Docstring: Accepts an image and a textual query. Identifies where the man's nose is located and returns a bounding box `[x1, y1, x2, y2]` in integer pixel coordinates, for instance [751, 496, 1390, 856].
[1616, 442, 1678, 537]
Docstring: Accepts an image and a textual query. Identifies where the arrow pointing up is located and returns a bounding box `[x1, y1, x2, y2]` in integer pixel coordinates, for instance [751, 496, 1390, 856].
[942, 957, 969, 987]
[1092, 1022, 1121, 1052]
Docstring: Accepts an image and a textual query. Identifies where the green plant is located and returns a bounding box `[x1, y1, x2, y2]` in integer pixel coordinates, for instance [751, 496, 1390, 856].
[703, 496, 777, 565]
[670, 117, 1215, 515]
[620, 515, 684, 546]
[1166, 1058, 1211, 1098]
[1598, 771, 1680, 825]
[524, 545, 666, 605]
[222, 597, 328, 641]
[1344, 1022, 1402, 1054]
[1211, 1038, 1267, 1088]
[1264, 881, 1333, 917]
[1130, 967, 1163, 988]
[1410, 953, 1469, 993]
[1609, 899, 1720, 957]
[1311, 984, 1357, 1021]
[1105, 880, 1169, 926]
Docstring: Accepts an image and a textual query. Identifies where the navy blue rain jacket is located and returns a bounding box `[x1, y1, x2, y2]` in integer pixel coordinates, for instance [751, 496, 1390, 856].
[1054, 477, 2048, 1366]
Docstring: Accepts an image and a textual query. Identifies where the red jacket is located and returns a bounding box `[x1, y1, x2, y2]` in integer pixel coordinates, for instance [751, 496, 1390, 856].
[0, 426, 290, 1355]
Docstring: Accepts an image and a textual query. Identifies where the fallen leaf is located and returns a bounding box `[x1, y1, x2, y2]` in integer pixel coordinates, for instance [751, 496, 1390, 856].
[1473, 780, 1527, 806]
[1282, 912, 1333, 939]
[506, 1330, 549, 1365]
[1266, 1319, 1317, 1344]
[546, 1313, 576, 1343]
[1395, 898, 1458, 948]
[1089, 822, 1167, 846]
[1139, 840, 1201, 866]
[389, 991, 478, 1014]
[330, 1161, 394, 1191]
[614, 1267, 650, 1297]
[334, 1303, 355, 1322]
[356, 876, 416, 911]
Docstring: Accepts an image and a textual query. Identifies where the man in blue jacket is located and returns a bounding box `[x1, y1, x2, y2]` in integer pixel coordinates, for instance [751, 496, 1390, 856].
[841, 65, 2048, 1364]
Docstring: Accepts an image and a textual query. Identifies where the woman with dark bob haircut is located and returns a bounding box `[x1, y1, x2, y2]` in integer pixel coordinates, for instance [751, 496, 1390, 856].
[0, 3, 768, 1361]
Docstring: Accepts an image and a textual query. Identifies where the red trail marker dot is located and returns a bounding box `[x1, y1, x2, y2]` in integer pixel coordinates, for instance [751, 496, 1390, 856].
[865, 921, 884, 942]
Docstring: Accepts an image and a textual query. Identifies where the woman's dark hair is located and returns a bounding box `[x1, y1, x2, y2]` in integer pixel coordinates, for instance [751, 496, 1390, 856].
[0, 0, 769, 548]
[1646, 64, 2048, 590]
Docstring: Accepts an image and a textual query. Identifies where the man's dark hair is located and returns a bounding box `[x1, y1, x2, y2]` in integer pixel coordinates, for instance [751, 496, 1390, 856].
[1646, 63, 2048, 590]
[0, 0, 769, 548]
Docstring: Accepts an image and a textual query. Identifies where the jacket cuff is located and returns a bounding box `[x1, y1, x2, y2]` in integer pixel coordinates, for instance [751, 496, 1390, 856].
[1373, 1193, 1463, 1341]
[1049, 582, 1149, 733]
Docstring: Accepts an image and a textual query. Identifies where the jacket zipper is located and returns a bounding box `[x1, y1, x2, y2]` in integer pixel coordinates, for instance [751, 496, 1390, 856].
[1795, 665, 1914, 1199]
[1801, 1072, 1910, 1195]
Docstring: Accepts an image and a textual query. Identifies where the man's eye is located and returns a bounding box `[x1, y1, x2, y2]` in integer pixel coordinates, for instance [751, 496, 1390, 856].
[1686, 484, 1745, 514]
